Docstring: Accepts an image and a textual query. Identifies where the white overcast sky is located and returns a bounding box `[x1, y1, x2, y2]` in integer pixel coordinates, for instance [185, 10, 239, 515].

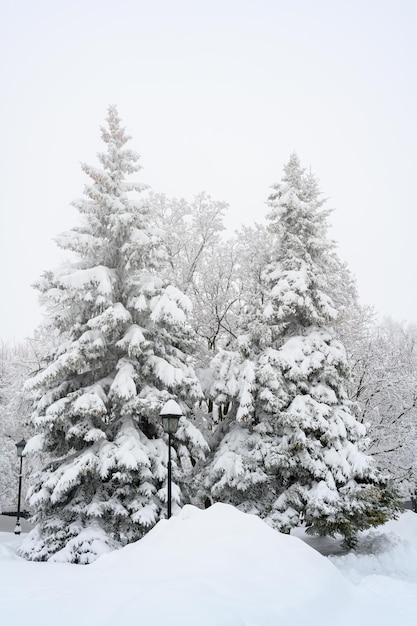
[1, 0, 416, 342]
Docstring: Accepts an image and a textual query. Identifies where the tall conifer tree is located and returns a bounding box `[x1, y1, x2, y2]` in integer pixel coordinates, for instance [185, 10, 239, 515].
[205, 154, 398, 542]
[21, 107, 207, 563]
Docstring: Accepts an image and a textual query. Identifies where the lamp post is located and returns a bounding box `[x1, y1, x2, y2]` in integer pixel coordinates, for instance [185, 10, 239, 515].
[15, 439, 27, 535]
[160, 400, 182, 519]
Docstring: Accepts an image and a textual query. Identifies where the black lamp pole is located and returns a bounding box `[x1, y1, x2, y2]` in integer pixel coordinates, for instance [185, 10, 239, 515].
[15, 439, 27, 535]
[160, 400, 183, 519]
[167, 431, 173, 519]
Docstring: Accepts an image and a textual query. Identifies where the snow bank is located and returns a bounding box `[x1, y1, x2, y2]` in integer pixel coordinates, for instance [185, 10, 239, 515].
[93, 503, 352, 625]
[0, 505, 417, 625]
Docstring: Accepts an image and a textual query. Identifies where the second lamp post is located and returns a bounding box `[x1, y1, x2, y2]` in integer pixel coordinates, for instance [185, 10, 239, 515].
[15, 438, 27, 535]
[160, 400, 182, 519]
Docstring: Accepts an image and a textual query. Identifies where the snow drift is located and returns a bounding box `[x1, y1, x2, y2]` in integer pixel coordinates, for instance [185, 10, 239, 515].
[1, 504, 417, 626]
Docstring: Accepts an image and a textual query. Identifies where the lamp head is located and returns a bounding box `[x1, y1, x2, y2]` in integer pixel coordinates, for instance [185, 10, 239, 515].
[15, 439, 27, 458]
[160, 400, 183, 434]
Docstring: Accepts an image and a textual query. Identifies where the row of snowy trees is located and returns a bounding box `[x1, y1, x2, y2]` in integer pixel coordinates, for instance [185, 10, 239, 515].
[3, 318, 414, 514]
[1, 107, 413, 562]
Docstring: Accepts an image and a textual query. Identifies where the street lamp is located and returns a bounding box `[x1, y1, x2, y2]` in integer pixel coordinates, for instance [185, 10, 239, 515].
[15, 439, 27, 535]
[160, 400, 182, 519]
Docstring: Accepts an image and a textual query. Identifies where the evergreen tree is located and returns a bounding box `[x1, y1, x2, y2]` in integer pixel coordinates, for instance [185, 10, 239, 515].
[20, 107, 208, 563]
[204, 154, 399, 543]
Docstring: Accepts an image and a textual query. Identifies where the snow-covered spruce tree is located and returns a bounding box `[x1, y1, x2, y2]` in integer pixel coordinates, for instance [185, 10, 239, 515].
[20, 107, 208, 563]
[203, 154, 399, 543]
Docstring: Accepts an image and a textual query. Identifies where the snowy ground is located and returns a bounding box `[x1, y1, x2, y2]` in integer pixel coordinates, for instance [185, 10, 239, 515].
[1, 505, 416, 626]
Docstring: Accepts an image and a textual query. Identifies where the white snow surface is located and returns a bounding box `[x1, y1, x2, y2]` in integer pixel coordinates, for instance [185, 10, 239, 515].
[0, 504, 416, 625]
